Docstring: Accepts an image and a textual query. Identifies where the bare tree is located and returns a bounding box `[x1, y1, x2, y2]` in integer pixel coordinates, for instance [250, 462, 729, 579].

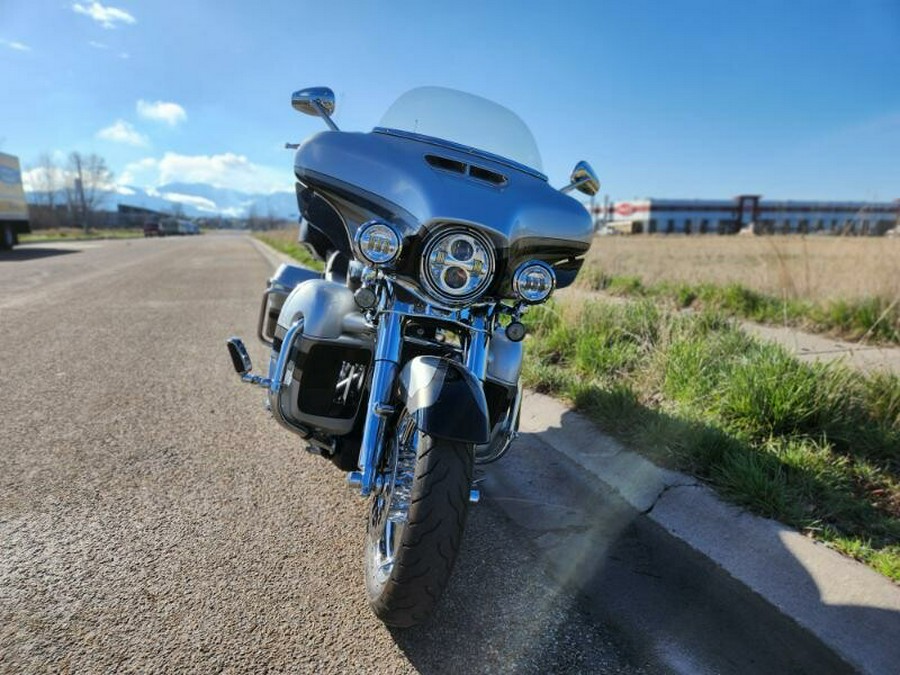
[31, 153, 62, 210]
[65, 152, 113, 232]
[24, 153, 66, 228]
[245, 203, 260, 230]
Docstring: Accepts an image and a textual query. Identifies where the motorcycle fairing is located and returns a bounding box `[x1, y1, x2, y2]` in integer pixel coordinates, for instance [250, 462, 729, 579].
[293, 130, 593, 287]
[396, 355, 490, 444]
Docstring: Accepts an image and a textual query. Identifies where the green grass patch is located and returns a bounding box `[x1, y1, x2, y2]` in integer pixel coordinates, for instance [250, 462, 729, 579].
[577, 268, 900, 344]
[522, 298, 900, 581]
[253, 231, 325, 272]
[20, 227, 144, 242]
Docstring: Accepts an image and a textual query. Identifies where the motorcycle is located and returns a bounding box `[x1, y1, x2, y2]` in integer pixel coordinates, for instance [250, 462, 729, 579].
[226, 85, 599, 627]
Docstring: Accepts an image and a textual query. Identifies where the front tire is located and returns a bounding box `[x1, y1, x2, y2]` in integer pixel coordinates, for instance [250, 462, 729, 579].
[365, 414, 473, 627]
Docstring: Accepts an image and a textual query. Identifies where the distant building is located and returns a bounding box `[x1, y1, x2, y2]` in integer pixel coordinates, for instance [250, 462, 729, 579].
[596, 195, 899, 235]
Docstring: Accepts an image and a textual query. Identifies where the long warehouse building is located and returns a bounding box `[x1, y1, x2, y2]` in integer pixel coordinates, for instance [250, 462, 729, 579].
[596, 195, 899, 235]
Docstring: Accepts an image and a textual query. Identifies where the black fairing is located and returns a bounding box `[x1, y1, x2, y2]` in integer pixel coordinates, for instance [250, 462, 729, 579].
[396, 355, 490, 444]
[296, 184, 353, 261]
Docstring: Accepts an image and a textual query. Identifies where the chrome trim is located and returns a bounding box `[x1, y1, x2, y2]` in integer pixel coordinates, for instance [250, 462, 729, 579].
[464, 315, 489, 381]
[475, 381, 521, 465]
[226, 337, 273, 388]
[512, 259, 557, 304]
[257, 288, 277, 347]
[373, 127, 548, 181]
[267, 319, 313, 438]
[355, 304, 404, 496]
[420, 226, 496, 306]
[291, 86, 339, 130]
[561, 160, 600, 196]
[353, 219, 403, 267]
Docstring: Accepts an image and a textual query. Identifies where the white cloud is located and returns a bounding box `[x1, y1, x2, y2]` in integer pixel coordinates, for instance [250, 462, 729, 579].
[96, 119, 149, 146]
[160, 192, 218, 212]
[1, 39, 31, 52]
[118, 52, 130, 59]
[88, 40, 108, 49]
[137, 100, 187, 126]
[119, 152, 292, 193]
[72, 2, 136, 30]
[118, 157, 158, 185]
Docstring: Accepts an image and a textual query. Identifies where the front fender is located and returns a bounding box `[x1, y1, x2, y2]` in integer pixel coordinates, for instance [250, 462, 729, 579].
[396, 355, 490, 444]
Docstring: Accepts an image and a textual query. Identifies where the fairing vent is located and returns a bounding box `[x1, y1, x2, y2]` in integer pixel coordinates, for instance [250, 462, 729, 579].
[425, 155, 507, 187]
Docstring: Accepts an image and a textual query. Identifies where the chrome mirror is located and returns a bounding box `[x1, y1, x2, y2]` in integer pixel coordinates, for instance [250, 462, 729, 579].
[291, 87, 339, 131]
[561, 160, 600, 196]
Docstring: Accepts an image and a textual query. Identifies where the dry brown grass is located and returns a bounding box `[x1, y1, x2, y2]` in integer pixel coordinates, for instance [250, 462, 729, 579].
[583, 235, 900, 302]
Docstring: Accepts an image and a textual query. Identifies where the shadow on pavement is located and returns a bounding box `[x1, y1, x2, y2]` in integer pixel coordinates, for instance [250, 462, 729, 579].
[387, 386, 897, 673]
[388, 503, 650, 674]
[0, 247, 79, 262]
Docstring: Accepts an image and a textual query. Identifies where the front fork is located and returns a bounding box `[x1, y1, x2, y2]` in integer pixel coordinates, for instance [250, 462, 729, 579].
[347, 305, 489, 497]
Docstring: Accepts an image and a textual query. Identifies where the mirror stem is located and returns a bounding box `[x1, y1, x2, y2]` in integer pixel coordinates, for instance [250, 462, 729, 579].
[311, 100, 340, 131]
[560, 176, 590, 194]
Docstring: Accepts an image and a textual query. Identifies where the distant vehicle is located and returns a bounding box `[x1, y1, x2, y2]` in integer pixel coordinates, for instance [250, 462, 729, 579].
[159, 217, 200, 236]
[143, 221, 161, 237]
[177, 219, 200, 235]
[0, 153, 31, 250]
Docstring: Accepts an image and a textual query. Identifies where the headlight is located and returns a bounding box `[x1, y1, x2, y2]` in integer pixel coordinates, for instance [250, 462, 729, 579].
[421, 227, 494, 304]
[513, 260, 556, 303]
[354, 220, 402, 266]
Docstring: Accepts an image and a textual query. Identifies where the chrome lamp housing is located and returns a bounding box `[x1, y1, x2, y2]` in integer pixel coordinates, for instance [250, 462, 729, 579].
[354, 219, 402, 266]
[420, 227, 495, 305]
[513, 260, 556, 303]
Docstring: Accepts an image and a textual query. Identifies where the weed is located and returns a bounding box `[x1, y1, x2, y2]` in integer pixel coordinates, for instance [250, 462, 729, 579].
[523, 296, 900, 581]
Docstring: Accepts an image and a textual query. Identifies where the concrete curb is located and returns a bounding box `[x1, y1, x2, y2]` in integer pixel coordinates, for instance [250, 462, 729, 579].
[250, 235, 900, 672]
[247, 235, 301, 270]
[519, 390, 900, 675]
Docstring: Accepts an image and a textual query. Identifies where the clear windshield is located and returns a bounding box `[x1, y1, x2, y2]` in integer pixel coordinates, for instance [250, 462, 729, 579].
[377, 87, 543, 173]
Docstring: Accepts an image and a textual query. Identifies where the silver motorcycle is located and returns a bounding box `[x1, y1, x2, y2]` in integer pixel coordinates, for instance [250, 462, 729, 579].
[227, 86, 598, 627]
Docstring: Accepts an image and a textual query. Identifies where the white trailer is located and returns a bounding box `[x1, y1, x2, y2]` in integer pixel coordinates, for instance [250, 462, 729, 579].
[0, 153, 31, 249]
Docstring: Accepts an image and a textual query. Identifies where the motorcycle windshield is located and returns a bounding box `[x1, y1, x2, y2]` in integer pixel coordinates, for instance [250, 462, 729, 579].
[376, 87, 543, 175]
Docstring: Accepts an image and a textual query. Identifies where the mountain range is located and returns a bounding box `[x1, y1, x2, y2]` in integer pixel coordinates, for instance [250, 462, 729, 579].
[28, 182, 299, 221]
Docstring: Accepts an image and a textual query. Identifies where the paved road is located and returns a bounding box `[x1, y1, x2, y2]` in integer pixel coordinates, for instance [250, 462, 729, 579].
[0, 235, 847, 673]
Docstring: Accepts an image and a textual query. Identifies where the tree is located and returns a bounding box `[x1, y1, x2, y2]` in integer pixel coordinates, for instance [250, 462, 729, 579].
[65, 152, 113, 232]
[26, 153, 66, 228]
[31, 153, 62, 210]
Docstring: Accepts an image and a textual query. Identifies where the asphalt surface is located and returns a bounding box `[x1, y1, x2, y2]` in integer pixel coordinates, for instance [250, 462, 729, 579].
[0, 234, 849, 673]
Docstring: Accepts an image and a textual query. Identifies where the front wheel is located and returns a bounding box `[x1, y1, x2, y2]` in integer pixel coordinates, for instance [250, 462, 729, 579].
[365, 412, 473, 627]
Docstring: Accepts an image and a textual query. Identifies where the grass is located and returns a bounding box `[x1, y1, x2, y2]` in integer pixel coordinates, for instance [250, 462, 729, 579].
[577, 266, 900, 344]
[253, 229, 324, 271]
[20, 227, 145, 242]
[583, 235, 900, 302]
[522, 298, 900, 581]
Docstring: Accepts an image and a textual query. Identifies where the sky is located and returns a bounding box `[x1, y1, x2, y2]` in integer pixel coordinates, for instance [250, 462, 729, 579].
[1, 0, 899, 203]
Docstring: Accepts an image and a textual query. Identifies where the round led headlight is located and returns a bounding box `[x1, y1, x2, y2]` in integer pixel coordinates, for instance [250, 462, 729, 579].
[354, 220, 402, 266]
[513, 260, 556, 303]
[421, 228, 494, 304]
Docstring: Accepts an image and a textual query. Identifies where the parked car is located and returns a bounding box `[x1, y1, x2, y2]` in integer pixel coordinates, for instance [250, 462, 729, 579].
[143, 221, 161, 237]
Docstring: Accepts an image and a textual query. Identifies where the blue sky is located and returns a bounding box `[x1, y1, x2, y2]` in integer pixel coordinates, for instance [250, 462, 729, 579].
[2, 1, 898, 202]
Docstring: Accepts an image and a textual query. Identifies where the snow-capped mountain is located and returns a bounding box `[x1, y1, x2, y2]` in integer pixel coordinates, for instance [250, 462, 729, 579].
[116, 182, 299, 219]
[27, 182, 299, 220]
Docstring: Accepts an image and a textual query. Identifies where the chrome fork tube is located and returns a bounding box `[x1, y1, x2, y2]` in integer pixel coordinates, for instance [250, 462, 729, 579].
[351, 308, 403, 496]
[465, 315, 489, 381]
